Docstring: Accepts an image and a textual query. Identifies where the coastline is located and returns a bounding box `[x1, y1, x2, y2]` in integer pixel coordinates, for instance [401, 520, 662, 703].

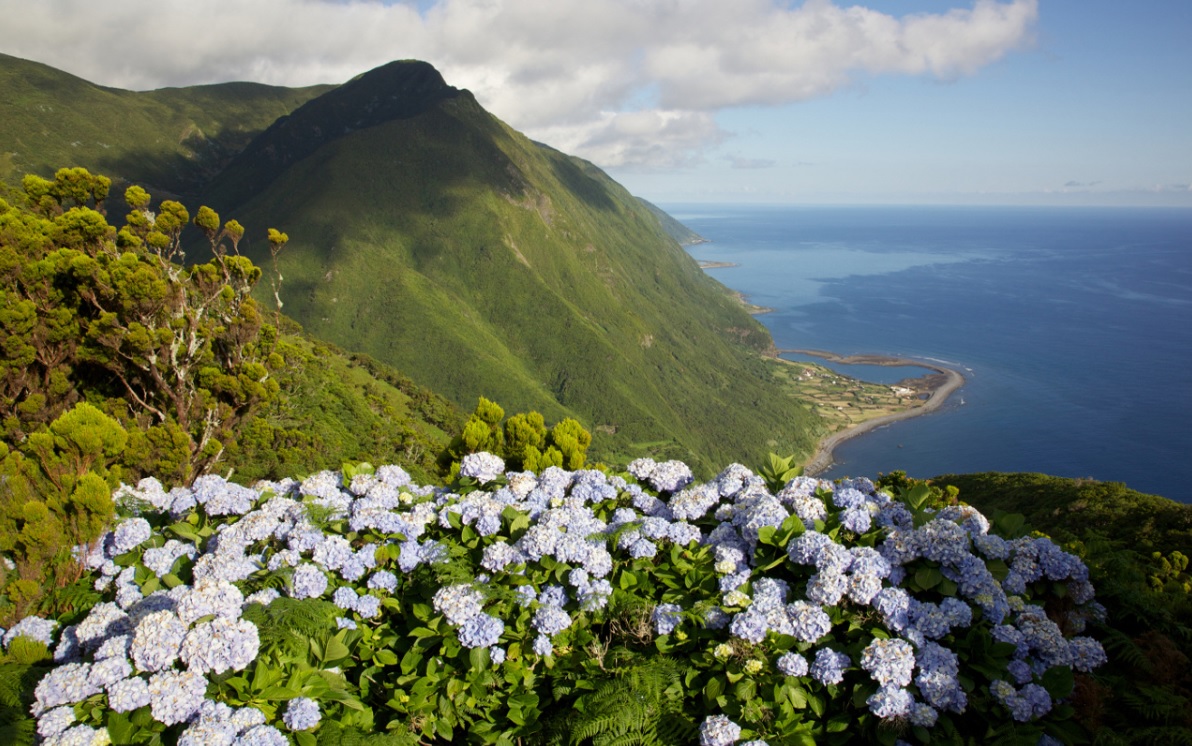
[780, 349, 966, 476]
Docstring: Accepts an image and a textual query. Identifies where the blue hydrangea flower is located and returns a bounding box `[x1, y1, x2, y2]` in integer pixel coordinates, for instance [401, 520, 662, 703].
[776, 652, 809, 677]
[333, 587, 359, 611]
[112, 476, 173, 513]
[230, 706, 267, 733]
[532, 634, 554, 657]
[36, 705, 76, 739]
[47, 724, 111, 745]
[666, 521, 703, 545]
[861, 638, 915, 687]
[539, 585, 568, 608]
[577, 579, 613, 611]
[910, 702, 938, 727]
[87, 655, 132, 688]
[106, 676, 150, 713]
[433, 584, 484, 625]
[176, 578, 244, 625]
[668, 483, 721, 521]
[627, 537, 658, 559]
[633, 458, 694, 493]
[867, 685, 913, 719]
[355, 594, 381, 619]
[130, 610, 186, 673]
[811, 648, 850, 685]
[641, 516, 671, 539]
[699, 714, 742, 746]
[365, 570, 398, 595]
[840, 505, 872, 534]
[1068, 636, 1108, 672]
[142, 540, 198, 578]
[1007, 659, 1033, 685]
[199, 478, 258, 516]
[283, 697, 322, 731]
[312, 535, 354, 572]
[871, 587, 911, 632]
[291, 564, 329, 600]
[916, 641, 967, 713]
[178, 720, 238, 746]
[805, 568, 849, 607]
[3, 616, 59, 650]
[653, 603, 683, 636]
[729, 608, 769, 644]
[179, 617, 259, 675]
[533, 605, 572, 636]
[460, 452, 506, 484]
[245, 589, 281, 607]
[458, 613, 505, 649]
[786, 601, 832, 643]
[239, 724, 289, 746]
[147, 669, 208, 725]
[112, 518, 153, 555]
[910, 600, 952, 640]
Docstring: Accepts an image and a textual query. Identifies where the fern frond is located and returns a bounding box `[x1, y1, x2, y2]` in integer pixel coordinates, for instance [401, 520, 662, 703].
[1101, 628, 1149, 670]
[1117, 685, 1190, 723]
[562, 658, 693, 746]
[0, 719, 36, 746]
[0, 665, 29, 709]
[242, 596, 338, 659]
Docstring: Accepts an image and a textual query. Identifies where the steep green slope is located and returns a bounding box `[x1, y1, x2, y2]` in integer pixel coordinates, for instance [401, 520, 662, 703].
[639, 197, 706, 245]
[224, 322, 460, 484]
[1, 55, 821, 472]
[211, 61, 817, 472]
[0, 52, 330, 196]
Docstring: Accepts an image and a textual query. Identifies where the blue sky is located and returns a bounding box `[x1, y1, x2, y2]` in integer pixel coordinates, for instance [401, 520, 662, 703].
[1, 0, 1188, 205]
[620, 0, 1192, 205]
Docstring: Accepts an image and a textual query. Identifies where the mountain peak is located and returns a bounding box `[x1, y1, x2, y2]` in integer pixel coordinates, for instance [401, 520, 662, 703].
[346, 59, 454, 94]
[205, 60, 463, 209]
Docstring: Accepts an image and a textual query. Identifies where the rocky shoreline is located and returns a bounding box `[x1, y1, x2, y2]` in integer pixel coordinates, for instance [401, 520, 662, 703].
[781, 349, 966, 476]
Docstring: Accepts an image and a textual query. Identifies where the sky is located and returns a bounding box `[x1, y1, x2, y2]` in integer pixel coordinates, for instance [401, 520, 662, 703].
[1, 0, 1189, 206]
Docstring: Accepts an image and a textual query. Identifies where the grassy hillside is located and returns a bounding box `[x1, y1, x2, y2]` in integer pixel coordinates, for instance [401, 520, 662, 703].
[928, 471, 1192, 742]
[0, 52, 330, 196]
[639, 197, 707, 245]
[224, 321, 460, 485]
[206, 61, 819, 473]
[1, 55, 822, 473]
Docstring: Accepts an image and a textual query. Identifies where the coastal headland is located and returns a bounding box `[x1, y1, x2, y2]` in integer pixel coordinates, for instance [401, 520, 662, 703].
[775, 349, 966, 476]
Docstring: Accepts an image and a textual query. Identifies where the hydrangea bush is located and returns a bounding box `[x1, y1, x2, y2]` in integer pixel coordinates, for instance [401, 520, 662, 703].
[3, 453, 1106, 745]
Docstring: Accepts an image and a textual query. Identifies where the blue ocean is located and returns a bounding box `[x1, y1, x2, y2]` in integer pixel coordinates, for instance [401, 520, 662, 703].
[666, 205, 1192, 502]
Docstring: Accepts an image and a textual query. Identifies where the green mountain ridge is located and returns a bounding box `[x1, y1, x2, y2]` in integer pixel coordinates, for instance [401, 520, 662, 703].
[0, 52, 331, 197]
[203, 60, 461, 212]
[638, 197, 707, 246]
[1, 54, 819, 472]
[209, 64, 815, 469]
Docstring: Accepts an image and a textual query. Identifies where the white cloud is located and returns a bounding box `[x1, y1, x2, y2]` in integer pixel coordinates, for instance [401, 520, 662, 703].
[0, 0, 1038, 168]
[535, 110, 728, 170]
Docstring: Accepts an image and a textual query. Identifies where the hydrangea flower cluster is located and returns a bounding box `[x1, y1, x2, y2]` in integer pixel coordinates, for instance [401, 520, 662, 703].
[7, 456, 1106, 745]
